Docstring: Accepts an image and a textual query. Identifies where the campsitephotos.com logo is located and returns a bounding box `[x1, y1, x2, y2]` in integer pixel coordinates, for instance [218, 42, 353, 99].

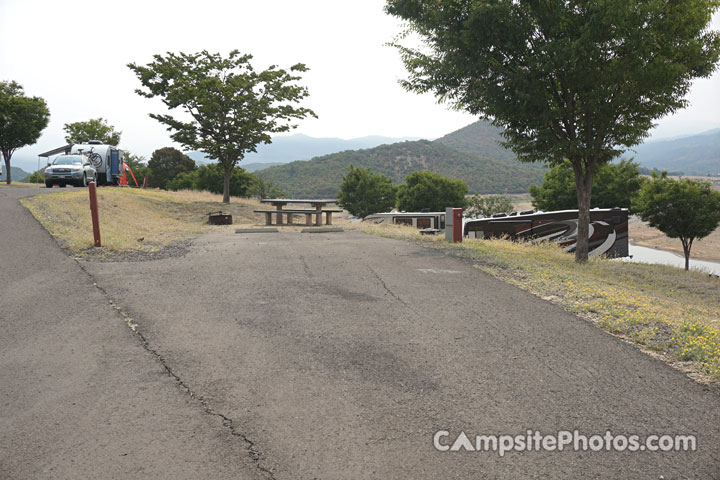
[433, 430, 697, 457]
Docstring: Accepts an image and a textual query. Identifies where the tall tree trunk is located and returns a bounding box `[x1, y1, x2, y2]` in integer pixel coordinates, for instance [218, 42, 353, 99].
[3, 153, 11, 185]
[572, 162, 594, 263]
[681, 237, 693, 271]
[222, 164, 232, 204]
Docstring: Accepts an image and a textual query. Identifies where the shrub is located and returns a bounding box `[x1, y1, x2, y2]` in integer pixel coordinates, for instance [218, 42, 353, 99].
[167, 163, 253, 197]
[337, 165, 396, 218]
[396, 170, 467, 212]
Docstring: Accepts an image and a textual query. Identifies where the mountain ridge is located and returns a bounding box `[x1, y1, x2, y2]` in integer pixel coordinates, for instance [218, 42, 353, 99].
[186, 133, 423, 166]
[626, 129, 720, 175]
[255, 133, 546, 197]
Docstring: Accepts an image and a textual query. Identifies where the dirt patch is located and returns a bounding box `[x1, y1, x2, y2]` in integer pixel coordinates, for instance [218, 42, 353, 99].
[77, 240, 192, 262]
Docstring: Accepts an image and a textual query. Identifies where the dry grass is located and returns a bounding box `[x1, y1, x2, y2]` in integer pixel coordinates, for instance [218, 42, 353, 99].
[21, 188, 262, 254]
[0, 181, 41, 188]
[363, 222, 720, 381]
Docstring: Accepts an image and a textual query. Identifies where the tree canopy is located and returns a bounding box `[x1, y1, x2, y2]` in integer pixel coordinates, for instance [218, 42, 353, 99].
[63, 118, 121, 145]
[386, 0, 720, 261]
[147, 147, 196, 189]
[465, 194, 514, 218]
[633, 172, 720, 270]
[530, 159, 645, 212]
[0, 81, 50, 184]
[337, 165, 397, 218]
[128, 50, 316, 203]
[396, 170, 467, 212]
[167, 163, 254, 198]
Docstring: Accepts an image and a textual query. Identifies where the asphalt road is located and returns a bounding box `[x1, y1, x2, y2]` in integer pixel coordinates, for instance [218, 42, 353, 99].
[3, 186, 720, 479]
[1, 187, 264, 479]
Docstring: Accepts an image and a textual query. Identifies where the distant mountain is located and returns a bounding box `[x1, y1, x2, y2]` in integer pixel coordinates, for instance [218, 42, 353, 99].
[434, 119, 548, 172]
[186, 133, 423, 167]
[434, 120, 514, 162]
[242, 162, 284, 173]
[628, 129, 720, 176]
[256, 139, 544, 198]
[0, 166, 31, 183]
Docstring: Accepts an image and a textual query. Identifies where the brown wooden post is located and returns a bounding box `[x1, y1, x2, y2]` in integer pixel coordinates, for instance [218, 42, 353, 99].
[325, 212, 332, 225]
[264, 212, 272, 225]
[88, 182, 102, 247]
[287, 213, 294, 225]
[305, 213, 312, 226]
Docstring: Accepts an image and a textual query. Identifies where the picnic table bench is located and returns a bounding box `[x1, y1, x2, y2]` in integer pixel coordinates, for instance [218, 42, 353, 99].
[254, 198, 341, 226]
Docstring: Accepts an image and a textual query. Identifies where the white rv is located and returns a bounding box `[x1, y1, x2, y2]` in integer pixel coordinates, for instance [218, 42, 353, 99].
[363, 211, 447, 231]
[70, 141, 125, 185]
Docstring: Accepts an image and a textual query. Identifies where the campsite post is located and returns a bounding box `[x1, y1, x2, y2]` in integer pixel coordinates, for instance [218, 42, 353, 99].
[445, 207, 463, 243]
[88, 181, 102, 247]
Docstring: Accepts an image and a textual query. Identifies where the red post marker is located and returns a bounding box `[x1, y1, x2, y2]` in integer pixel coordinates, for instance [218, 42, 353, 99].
[88, 182, 102, 247]
[452, 208, 463, 243]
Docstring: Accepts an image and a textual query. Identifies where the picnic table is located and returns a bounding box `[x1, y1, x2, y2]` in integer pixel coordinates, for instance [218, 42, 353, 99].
[254, 198, 342, 226]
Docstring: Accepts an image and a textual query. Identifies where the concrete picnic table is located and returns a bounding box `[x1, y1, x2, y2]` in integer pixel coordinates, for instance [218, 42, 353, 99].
[256, 198, 341, 226]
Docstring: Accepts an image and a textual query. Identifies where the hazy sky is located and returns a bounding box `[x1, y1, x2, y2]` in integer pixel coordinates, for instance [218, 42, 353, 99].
[2, 0, 719, 163]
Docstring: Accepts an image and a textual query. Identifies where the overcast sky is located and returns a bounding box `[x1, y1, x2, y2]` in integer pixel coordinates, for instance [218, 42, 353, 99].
[2, 0, 719, 164]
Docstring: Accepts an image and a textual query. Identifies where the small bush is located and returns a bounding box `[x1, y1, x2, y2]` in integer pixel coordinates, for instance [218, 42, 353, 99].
[167, 163, 253, 197]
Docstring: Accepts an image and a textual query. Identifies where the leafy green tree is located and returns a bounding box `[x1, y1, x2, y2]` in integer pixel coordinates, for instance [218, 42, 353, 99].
[465, 195, 514, 218]
[167, 163, 254, 198]
[248, 176, 285, 200]
[337, 165, 396, 218]
[147, 147, 195, 189]
[633, 172, 720, 270]
[63, 118, 121, 145]
[396, 171, 467, 212]
[386, 0, 720, 262]
[128, 50, 316, 203]
[530, 159, 645, 211]
[0, 81, 50, 184]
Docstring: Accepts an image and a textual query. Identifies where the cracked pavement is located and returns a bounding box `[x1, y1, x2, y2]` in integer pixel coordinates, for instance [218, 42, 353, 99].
[1, 187, 264, 479]
[3, 186, 720, 478]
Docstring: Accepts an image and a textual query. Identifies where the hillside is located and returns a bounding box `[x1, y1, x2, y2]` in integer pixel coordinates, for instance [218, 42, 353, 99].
[0, 166, 30, 183]
[242, 162, 284, 173]
[256, 140, 544, 197]
[187, 133, 422, 166]
[629, 129, 720, 176]
[434, 120, 513, 161]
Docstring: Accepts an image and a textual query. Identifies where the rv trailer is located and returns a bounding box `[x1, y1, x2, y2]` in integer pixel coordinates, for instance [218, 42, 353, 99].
[363, 211, 446, 232]
[464, 208, 629, 258]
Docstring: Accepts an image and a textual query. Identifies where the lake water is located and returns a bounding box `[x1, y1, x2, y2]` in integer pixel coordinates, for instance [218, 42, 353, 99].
[621, 245, 720, 276]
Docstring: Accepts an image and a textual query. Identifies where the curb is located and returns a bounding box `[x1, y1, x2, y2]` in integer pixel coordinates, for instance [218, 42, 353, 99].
[301, 227, 344, 233]
[235, 228, 279, 233]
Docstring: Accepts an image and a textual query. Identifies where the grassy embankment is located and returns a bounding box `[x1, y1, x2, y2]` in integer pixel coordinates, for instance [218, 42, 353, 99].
[21, 188, 261, 254]
[363, 223, 720, 381]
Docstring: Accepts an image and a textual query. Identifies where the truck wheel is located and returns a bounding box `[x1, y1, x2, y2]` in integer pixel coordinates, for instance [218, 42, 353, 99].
[45, 181, 53, 188]
[60, 183, 66, 188]
[81, 174, 87, 187]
